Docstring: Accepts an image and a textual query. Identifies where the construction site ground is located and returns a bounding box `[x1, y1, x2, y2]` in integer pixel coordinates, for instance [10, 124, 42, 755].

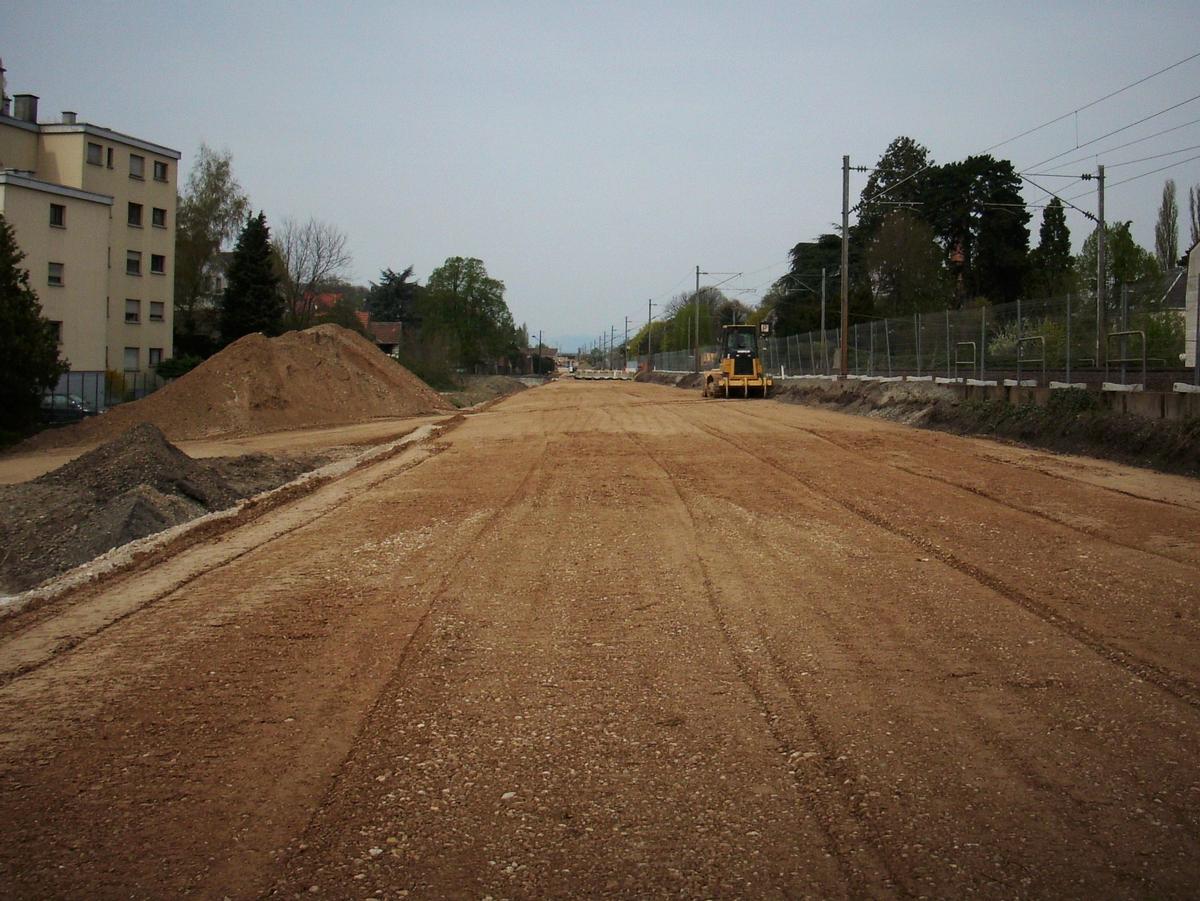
[2, 379, 1199, 899]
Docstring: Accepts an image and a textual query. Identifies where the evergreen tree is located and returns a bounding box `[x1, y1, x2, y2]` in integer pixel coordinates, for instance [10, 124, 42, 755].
[925, 155, 1029, 304]
[0, 213, 68, 431]
[366, 266, 423, 323]
[856, 136, 933, 237]
[1028, 197, 1074, 297]
[220, 212, 283, 343]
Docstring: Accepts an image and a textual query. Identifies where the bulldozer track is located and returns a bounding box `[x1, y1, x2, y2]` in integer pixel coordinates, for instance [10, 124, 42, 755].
[676, 413, 1200, 714]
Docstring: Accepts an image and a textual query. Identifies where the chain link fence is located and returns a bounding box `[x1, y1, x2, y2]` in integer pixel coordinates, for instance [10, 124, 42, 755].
[641, 285, 1188, 389]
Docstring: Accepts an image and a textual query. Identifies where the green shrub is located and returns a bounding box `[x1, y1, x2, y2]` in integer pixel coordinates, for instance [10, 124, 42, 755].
[155, 354, 202, 380]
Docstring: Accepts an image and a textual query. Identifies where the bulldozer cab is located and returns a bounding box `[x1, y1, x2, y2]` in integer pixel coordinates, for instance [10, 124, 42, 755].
[722, 325, 760, 375]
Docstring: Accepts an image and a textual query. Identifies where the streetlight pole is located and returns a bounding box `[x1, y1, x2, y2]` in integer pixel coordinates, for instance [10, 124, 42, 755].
[694, 265, 701, 373]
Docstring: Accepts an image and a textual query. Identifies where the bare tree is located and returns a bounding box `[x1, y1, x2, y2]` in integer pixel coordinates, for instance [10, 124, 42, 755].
[275, 217, 352, 328]
[1155, 179, 1179, 268]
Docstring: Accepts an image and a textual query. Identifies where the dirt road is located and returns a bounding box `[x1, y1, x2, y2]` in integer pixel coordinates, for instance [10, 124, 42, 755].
[2, 380, 1199, 899]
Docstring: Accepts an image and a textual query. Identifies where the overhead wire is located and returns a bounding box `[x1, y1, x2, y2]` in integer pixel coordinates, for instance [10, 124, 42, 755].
[854, 52, 1200, 215]
[1065, 150, 1200, 202]
[1040, 116, 1200, 172]
[1020, 92, 1200, 172]
[981, 50, 1200, 155]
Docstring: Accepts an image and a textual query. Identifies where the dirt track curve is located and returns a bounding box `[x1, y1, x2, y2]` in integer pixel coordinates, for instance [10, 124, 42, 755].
[3, 380, 1200, 899]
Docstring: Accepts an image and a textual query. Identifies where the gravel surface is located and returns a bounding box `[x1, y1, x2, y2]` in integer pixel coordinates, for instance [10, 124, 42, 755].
[1, 381, 1199, 898]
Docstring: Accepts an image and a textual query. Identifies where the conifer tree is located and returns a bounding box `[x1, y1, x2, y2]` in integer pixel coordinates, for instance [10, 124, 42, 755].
[0, 213, 68, 431]
[220, 212, 283, 343]
[1028, 197, 1073, 296]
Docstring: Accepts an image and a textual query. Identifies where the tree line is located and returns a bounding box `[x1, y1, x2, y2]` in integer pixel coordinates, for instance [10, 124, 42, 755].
[761, 136, 1194, 339]
[172, 145, 524, 385]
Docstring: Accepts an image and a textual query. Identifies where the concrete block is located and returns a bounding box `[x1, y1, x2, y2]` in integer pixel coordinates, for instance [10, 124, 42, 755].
[905, 375, 933, 382]
[1050, 381, 1087, 390]
[1173, 382, 1200, 394]
[966, 379, 998, 387]
[1124, 391, 1165, 419]
[935, 377, 964, 385]
[1102, 382, 1143, 392]
[1003, 379, 1038, 387]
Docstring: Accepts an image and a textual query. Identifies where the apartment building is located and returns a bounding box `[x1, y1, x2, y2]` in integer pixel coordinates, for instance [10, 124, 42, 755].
[0, 90, 180, 378]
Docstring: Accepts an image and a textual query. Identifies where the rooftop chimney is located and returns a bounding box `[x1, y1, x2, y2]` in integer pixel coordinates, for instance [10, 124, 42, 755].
[13, 93, 37, 123]
[61, 111, 76, 125]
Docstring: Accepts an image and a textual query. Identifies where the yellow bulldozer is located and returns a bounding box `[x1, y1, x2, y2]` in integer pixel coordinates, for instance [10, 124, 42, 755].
[702, 323, 774, 398]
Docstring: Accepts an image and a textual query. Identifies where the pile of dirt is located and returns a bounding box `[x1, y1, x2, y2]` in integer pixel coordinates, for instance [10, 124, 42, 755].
[0, 423, 321, 593]
[444, 375, 529, 408]
[22, 325, 451, 451]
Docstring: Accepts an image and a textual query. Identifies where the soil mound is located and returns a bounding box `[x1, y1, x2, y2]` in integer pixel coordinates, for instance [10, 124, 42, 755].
[444, 375, 529, 408]
[0, 423, 318, 593]
[22, 325, 451, 451]
[40, 422, 239, 508]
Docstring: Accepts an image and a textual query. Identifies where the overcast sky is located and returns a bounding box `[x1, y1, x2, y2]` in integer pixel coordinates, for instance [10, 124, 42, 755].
[5, 1, 1199, 351]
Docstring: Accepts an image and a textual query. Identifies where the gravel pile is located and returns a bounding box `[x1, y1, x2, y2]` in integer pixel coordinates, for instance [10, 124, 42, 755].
[1, 423, 320, 593]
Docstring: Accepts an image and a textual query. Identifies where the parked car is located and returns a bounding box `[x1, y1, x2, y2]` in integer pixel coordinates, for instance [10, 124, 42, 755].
[39, 393, 97, 425]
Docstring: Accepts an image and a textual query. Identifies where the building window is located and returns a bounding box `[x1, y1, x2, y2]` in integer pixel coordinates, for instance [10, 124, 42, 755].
[150, 254, 166, 275]
[123, 347, 139, 371]
[153, 160, 168, 182]
[127, 202, 143, 227]
[149, 301, 165, 322]
[129, 154, 145, 179]
[86, 142, 102, 165]
[151, 207, 167, 228]
[106, 147, 114, 169]
[148, 347, 163, 367]
[49, 321, 63, 344]
[126, 251, 142, 276]
[125, 299, 141, 324]
[49, 203, 66, 228]
[48, 262, 64, 286]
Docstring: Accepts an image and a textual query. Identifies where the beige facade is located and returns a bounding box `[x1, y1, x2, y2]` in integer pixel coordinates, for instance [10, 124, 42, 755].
[0, 95, 180, 376]
[0, 172, 111, 370]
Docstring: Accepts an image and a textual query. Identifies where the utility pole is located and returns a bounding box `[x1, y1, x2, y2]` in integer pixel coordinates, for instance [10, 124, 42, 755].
[840, 155, 851, 378]
[647, 298, 656, 365]
[610, 325, 615, 371]
[694, 265, 701, 373]
[623, 316, 629, 371]
[537, 329, 542, 375]
[1096, 164, 1107, 369]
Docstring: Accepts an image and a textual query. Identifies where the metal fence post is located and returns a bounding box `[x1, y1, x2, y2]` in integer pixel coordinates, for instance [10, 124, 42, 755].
[916, 312, 922, 376]
[1070, 293, 1080, 381]
[885, 317, 892, 376]
[945, 309, 951, 378]
[980, 307, 987, 380]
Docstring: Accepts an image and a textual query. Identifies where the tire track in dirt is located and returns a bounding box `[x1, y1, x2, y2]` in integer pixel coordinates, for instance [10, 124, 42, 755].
[263, 413, 554, 897]
[678, 412, 1200, 713]
[719, 403, 1200, 569]
[611, 407, 905, 899]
